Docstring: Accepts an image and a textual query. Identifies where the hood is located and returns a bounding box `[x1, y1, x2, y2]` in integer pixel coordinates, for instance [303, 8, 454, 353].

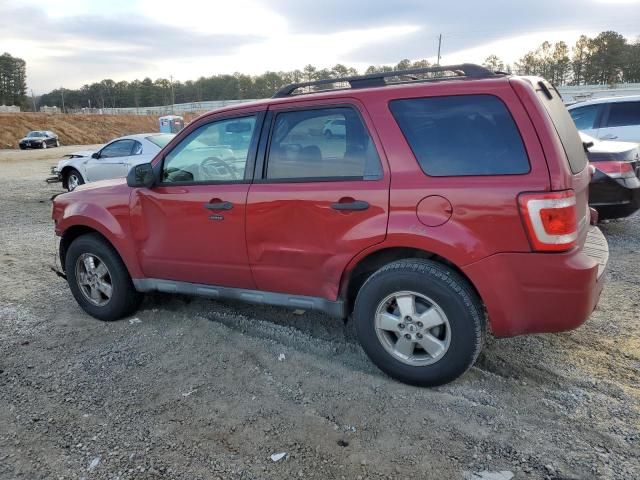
[20, 136, 46, 142]
[67, 150, 95, 157]
[73, 177, 127, 192]
[55, 151, 95, 170]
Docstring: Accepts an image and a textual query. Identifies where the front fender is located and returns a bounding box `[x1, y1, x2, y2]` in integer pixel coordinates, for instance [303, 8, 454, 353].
[54, 197, 143, 278]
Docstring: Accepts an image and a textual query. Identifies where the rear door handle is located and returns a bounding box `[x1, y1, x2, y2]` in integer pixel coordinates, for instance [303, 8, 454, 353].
[204, 201, 233, 210]
[331, 200, 369, 211]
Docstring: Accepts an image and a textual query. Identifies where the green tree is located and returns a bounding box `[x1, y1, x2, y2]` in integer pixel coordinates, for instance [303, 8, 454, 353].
[571, 35, 591, 85]
[483, 54, 505, 71]
[0, 53, 27, 107]
[585, 31, 628, 85]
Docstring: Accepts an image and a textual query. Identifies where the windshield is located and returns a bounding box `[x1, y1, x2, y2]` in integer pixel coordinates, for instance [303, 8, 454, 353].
[146, 134, 175, 148]
[27, 131, 46, 138]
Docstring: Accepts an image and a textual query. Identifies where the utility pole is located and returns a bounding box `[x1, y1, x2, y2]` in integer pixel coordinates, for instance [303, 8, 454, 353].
[170, 75, 175, 114]
[60, 87, 65, 113]
[437, 34, 442, 66]
[31, 89, 36, 112]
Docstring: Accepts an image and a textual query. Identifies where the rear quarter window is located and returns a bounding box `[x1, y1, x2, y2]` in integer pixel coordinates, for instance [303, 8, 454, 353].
[389, 95, 530, 176]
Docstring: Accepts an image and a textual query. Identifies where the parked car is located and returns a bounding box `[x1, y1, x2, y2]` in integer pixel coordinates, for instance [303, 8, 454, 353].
[568, 95, 640, 143]
[323, 118, 346, 138]
[52, 64, 609, 387]
[19, 131, 59, 149]
[581, 132, 640, 220]
[50, 133, 175, 191]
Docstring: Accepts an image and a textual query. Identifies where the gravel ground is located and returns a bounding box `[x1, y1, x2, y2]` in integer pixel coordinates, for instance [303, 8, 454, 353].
[0, 147, 638, 480]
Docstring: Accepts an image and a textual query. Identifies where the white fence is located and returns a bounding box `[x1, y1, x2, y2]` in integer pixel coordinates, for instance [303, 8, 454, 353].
[558, 83, 640, 104]
[0, 105, 20, 113]
[40, 99, 258, 116]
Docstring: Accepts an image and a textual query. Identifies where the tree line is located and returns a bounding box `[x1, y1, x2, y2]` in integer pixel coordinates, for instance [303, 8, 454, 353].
[0, 53, 27, 107]
[27, 29, 640, 111]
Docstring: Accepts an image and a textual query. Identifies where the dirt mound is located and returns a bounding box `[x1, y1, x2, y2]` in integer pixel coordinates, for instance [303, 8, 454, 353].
[0, 113, 194, 148]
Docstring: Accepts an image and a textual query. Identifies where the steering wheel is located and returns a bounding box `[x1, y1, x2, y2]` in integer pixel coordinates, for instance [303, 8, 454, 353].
[200, 156, 237, 180]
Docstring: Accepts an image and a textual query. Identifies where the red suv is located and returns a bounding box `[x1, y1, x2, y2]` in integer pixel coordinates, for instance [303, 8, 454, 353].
[52, 64, 609, 386]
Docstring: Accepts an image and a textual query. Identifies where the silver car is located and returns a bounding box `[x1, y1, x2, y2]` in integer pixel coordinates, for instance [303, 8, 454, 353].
[50, 133, 175, 191]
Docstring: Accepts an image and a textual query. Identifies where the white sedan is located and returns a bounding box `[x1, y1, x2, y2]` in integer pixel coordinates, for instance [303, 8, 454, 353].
[51, 133, 175, 191]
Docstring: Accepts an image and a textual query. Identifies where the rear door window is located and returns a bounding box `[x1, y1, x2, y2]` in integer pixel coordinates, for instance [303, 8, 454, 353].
[389, 95, 530, 176]
[265, 107, 382, 181]
[606, 102, 640, 127]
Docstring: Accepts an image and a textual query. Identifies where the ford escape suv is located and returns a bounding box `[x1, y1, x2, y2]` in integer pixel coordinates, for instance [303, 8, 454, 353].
[52, 64, 609, 387]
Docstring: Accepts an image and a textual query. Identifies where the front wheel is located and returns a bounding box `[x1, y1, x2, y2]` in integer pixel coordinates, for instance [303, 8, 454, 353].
[65, 168, 84, 191]
[41, 141, 47, 149]
[55, 139, 60, 147]
[65, 233, 143, 321]
[353, 259, 485, 387]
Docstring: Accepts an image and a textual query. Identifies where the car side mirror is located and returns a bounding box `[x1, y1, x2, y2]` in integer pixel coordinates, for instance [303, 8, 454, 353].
[582, 140, 594, 153]
[127, 163, 155, 188]
[91, 152, 100, 159]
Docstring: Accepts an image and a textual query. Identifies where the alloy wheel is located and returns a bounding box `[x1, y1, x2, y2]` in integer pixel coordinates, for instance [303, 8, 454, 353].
[75, 253, 113, 306]
[374, 291, 451, 366]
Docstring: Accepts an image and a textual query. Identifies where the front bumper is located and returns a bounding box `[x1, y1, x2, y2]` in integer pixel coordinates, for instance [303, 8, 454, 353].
[21, 141, 46, 149]
[463, 226, 608, 337]
[46, 166, 62, 184]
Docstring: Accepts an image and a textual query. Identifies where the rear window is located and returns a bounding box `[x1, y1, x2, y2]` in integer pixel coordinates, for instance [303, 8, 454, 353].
[146, 134, 175, 148]
[606, 102, 640, 127]
[536, 81, 587, 174]
[389, 95, 530, 176]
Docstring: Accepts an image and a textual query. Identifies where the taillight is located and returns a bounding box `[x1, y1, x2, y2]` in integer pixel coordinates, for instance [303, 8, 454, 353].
[591, 161, 635, 179]
[518, 190, 578, 252]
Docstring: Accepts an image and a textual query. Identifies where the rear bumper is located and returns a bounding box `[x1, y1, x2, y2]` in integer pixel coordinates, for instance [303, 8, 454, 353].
[589, 176, 640, 219]
[463, 226, 608, 337]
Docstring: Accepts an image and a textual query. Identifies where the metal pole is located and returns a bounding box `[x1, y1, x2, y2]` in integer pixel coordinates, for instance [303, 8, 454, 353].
[437, 34, 442, 66]
[31, 89, 36, 112]
[170, 75, 175, 114]
[60, 87, 65, 113]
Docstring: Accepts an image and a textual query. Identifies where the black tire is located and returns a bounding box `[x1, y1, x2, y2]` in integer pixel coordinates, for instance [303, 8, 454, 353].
[65, 233, 143, 321]
[353, 259, 485, 387]
[64, 168, 84, 191]
[19, 145, 26, 150]
[55, 139, 60, 147]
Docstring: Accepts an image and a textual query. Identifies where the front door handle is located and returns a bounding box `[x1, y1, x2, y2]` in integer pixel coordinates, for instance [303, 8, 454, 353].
[331, 200, 370, 211]
[204, 201, 233, 210]
[601, 134, 618, 140]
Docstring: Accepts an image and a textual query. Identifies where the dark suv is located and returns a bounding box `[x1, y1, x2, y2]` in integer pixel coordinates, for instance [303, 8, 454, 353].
[52, 64, 609, 386]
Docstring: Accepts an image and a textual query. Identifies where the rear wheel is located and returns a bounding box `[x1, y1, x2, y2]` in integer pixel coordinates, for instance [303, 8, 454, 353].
[65, 168, 84, 191]
[353, 259, 484, 386]
[65, 233, 142, 321]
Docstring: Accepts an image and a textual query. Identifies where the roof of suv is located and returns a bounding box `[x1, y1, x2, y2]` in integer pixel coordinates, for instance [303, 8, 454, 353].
[568, 94, 640, 109]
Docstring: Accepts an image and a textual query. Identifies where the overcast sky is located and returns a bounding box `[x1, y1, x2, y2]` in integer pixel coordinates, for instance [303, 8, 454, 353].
[1, 0, 639, 94]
